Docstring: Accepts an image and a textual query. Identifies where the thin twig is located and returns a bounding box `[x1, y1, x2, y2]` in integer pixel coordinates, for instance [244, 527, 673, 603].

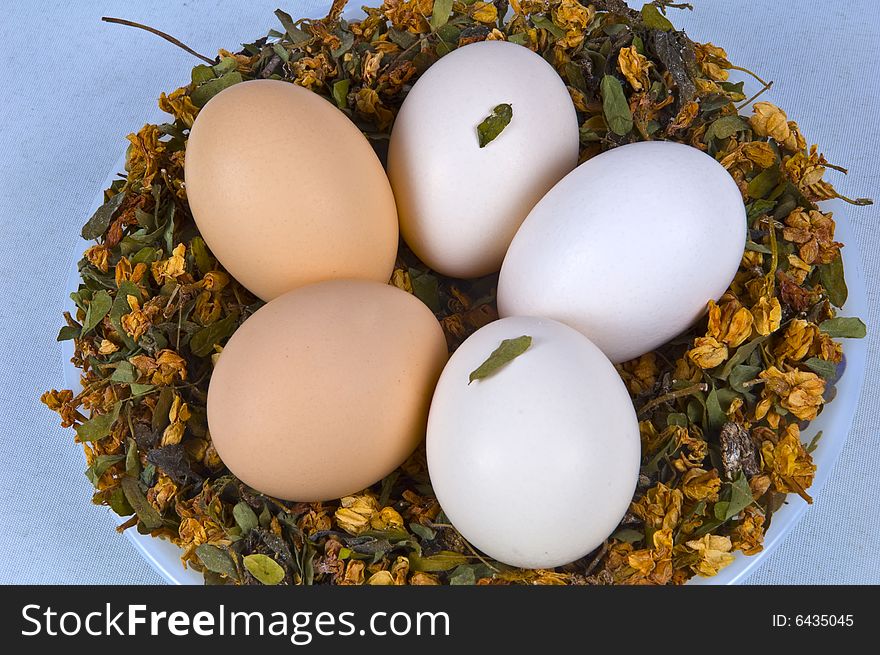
[736, 80, 773, 111]
[728, 64, 771, 88]
[583, 541, 609, 577]
[102, 17, 215, 65]
[637, 382, 708, 416]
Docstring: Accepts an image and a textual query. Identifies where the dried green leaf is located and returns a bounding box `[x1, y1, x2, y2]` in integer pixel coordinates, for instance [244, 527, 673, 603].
[819, 317, 866, 339]
[120, 476, 164, 531]
[818, 255, 848, 308]
[409, 523, 436, 541]
[82, 192, 125, 240]
[713, 472, 753, 521]
[718, 336, 768, 380]
[408, 268, 441, 312]
[806, 430, 823, 454]
[600, 75, 633, 136]
[111, 361, 137, 384]
[804, 357, 837, 379]
[430, 0, 454, 30]
[332, 78, 350, 109]
[82, 290, 112, 335]
[196, 544, 239, 580]
[190, 313, 239, 357]
[57, 325, 80, 341]
[477, 103, 513, 148]
[704, 115, 749, 142]
[189, 236, 214, 276]
[448, 564, 476, 585]
[152, 387, 175, 434]
[274, 8, 310, 45]
[85, 454, 125, 487]
[75, 401, 122, 442]
[640, 4, 674, 31]
[532, 15, 566, 39]
[469, 335, 532, 384]
[747, 166, 781, 199]
[612, 528, 644, 543]
[728, 364, 761, 392]
[191, 71, 244, 108]
[243, 553, 286, 585]
[125, 437, 140, 476]
[409, 551, 469, 572]
[233, 501, 259, 533]
[107, 486, 134, 517]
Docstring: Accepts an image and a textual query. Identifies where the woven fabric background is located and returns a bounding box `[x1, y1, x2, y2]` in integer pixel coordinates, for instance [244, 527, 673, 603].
[0, 0, 876, 584]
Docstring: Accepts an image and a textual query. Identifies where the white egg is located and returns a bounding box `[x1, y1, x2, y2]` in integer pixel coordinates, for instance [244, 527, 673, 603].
[426, 316, 640, 569]
[497, 141, 747, 363]
[387, 41, 578, 279]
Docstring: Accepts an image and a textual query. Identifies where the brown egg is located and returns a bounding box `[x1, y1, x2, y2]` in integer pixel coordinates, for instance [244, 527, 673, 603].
[207, 279, 448, 501]
[185, 79, 398, 301]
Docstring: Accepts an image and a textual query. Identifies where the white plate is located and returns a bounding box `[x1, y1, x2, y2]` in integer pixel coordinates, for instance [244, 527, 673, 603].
[62, 33, 868, 586]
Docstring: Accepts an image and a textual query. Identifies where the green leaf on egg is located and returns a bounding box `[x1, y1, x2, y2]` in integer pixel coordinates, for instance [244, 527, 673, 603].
[819, 317, 866, 339]
[243, 554, 286, 585]
[477, 103, 513, 148]
[600, 75, 633, 136]
[468, 335, 532, 384]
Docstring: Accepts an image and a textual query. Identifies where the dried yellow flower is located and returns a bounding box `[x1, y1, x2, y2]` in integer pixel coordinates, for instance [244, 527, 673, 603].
[125, 124, 165, 191]
[774, 319, 819, 362]
[687, 336, 728, 369]
[409, 571, 441, 585]
[158, 87, 199, 128]
[121, 295, 149, 341]
[470, 1, 498, 24]
[618, 46, 650, 91]
[617, 352, 658, 394]
[370, 506, 405, 531]
[367, 570, 395, 585]
[681, 468, 721, 502]
[683, 534, 735, 577]
[760, 424, 816, 502]
[551, 0, 594, 48]
[750, 101, 790, 143]
[84, 245, 110, 273]
[335, 495, 380, 535]
[151, 243, 187, 285]
[782, 208, 841, 265]
[756, 366, 825, 422]
[707, 298, 754, 348]
[98, 339, 119, 355]
[631, 482, 683, 532]
[750, 295, 782, 336]
[730, 506, 765, 556]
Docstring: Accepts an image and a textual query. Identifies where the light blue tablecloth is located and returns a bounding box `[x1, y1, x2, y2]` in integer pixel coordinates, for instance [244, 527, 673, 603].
[1, 0, 877, 584]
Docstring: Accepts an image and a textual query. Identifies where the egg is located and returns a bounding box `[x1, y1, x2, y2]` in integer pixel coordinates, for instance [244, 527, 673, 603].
[185, 79, 398, 301]
[387, 41, 579, 279]
[497, 141, 747, 363]
[426, 316, 640, 569]
[207, 279, 447, 501]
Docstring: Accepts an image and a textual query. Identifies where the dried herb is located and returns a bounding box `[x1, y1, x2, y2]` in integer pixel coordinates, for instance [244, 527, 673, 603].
[600, 75, 633, 136]
[42, 0, 870, 587]
[477, 103, 513, 148]
[469, 335, 532, 384]
[243, 554, 286, 585]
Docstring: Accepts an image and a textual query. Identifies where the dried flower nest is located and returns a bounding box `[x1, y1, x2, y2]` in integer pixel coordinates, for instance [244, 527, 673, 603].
[43, 0, 869, 585]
